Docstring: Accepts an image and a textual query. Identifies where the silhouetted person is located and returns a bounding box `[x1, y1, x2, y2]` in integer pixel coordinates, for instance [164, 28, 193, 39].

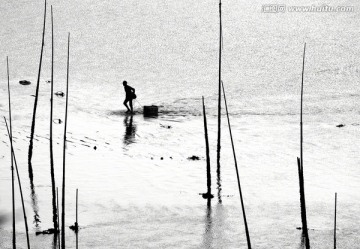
[123, 80, 135, 113]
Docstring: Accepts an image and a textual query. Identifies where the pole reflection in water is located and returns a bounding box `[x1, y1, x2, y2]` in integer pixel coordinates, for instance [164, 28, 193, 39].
[76, 229, 79, 249]
[200, 202, 227, 248]
[217, 168, 222, 204]
[201, 201, 213, 248]
[30, 183, 41, 228]
[123, 115, 137, 146]
[299, 232, 306, 249]
[52, 234, 58, 249]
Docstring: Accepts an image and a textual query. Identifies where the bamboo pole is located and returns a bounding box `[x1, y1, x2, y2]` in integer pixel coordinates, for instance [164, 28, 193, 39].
[334, 192, 337, 249]
[61, 32, 70, 249]
[76, 189, 78, 229]
[28, 0, 47, 184]
[49, 5, 58, 232]
[76, 189, 79, 249]
[6, 57, 16, 249]
[299, 43, 310, 249]
[221, 81, 252, 249]
[300, 43, 306, 190]
[202, 97, 212, 200]
[57, 187, 60, 249]
[216, 0, 223, 204]
[4, 118, 31, 249]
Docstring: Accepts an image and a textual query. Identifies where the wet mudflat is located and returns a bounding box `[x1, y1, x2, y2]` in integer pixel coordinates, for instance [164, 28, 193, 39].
[1, 0, 360, 248]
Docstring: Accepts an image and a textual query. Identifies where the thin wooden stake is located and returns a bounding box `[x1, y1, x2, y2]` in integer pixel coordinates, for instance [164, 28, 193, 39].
[4, 118, 30, 249]
[299, 43, 310, 249]
[49, 5, 58, 233]
[222, 81, 252, 249]
[76, 189, 79, 249]
[300, 43, 306, 172]
[76, 189, 78, 228]
[57, 187, 60, 249]
[216, 0, 223, 204]
[202, 97, 212, 200]
[6, 56, 16, 249]
[61, 32, 70, 249]
[297, 157, 309, 246]
[334, 192, 337, 249]
[28, 0, 47, 185]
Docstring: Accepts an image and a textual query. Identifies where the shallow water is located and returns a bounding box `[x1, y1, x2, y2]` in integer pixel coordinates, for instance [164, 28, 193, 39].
[1, 0, 360, 248]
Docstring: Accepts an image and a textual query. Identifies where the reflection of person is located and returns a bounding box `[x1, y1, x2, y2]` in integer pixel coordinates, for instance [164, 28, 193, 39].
[123, 115, 136, 145]
[123, 80, 135, 113]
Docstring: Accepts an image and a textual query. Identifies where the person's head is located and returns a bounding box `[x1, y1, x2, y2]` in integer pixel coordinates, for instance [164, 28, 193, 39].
[123, 81, 127, 86]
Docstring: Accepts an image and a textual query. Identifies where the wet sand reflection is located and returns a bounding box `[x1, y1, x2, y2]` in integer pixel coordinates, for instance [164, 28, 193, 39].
[30, 184, 41, 228]
[217, 166, 222, 204]
[123, 115, 137, 146]
[201, 202, 213, 248]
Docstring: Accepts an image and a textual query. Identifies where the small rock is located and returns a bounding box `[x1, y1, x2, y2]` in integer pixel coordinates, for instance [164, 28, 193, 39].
[55, 91, 65, 97]
[19, 80, 31, 85]
[69, 222, 79, 232]
[336, 124, 345, 128]
[160, 124, 172, 129]
[201, 193, 214, 199]
[160, 157, 164, 160]
[93, 146, 97, 150]
[188, 155, 200, 161]
[35, 228, 58, 235]
[53, 119, 62, 124]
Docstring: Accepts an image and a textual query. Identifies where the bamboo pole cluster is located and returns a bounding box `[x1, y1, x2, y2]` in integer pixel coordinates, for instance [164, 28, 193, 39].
[4, 1, 72, 248]
[200, 1, 252, 248]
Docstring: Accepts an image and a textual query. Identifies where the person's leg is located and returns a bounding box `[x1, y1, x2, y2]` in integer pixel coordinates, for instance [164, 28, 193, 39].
[123, 99, 130, 112]
[129, 99, 133, 113]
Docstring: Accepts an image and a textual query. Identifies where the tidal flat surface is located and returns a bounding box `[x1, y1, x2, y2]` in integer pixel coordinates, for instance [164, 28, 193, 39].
[1, 0, 359, 248]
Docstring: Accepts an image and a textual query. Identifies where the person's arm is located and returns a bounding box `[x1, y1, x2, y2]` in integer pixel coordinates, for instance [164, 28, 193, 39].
[130, 86, 135, 93]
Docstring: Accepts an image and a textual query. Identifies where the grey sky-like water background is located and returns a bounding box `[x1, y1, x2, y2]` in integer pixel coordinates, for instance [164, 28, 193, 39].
[0, 0, 359, 248]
